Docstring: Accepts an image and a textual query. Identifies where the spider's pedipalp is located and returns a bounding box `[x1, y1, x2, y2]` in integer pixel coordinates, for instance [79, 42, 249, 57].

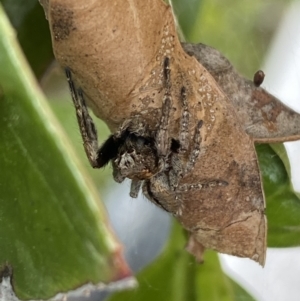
[112, 159, 126, 183]
[130, 179, 142, 198]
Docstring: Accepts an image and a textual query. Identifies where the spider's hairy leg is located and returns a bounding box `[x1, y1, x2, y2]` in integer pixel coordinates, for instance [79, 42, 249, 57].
[185, 120, 203, 173]
[155, 56, 173, 158]
[169, 120, 203, 190]
[163, 56, 171, 89]
[169, 154, 183, 190]
[178, 86, 190, 153]
[65, 68, 100, 168]
[130, 179, 142, 198]
[97, 135, 122, 167]
[155, 97, 172, 157]
[177, 179, 228, 192]
[115, 119, 132, 138]
[173, 179, 228, 217]
[169, 86, 191, 189]
[142, 180, 170, 212]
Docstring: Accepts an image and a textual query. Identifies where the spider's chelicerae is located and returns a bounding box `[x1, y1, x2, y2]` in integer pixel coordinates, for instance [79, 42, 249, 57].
[65, 57, 226, 215]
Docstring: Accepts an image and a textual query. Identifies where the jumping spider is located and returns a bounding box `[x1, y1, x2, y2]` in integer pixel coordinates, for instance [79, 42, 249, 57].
[65, 57, 226, 215]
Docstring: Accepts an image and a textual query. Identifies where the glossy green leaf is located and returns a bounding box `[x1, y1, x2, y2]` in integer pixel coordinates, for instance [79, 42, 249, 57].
[0, 5, 131, 300]
[108, 222, 256, 301]
[256, 144, 300, 247]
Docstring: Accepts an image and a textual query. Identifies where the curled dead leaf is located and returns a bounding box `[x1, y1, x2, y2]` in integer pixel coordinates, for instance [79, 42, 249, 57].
[40, 0, 300, 266]
[182, 43, 300, 143]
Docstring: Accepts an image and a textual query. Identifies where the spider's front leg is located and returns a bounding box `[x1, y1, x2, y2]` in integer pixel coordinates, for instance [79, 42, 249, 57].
[169, 119, 203, 216]
[185, 119, 203, 173]
[169, 85, 203, 189]
[65, 68, 101, 168]
[155, 97, 172, 159]
[177, 86, 190, 154]
[169, 86, 190, 189]
[66, 68, 120, 169]
[174, 119, 228, 195]
[155, 57, 173, 161]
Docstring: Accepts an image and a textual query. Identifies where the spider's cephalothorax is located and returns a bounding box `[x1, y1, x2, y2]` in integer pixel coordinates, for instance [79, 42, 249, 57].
[65, 57, 226, 210]
[100, 130, 160, 183]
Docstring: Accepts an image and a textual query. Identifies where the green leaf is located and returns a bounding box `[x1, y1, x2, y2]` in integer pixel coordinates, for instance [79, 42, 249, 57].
[171, 0, 203, 40]
[108, 222, 256, 301]
[256, 144, 300, 247]
[228, 278, 256, 301]
[2, 0, 54, 78]
[179, 0, 291, 77]
[0, 4, 131, 300]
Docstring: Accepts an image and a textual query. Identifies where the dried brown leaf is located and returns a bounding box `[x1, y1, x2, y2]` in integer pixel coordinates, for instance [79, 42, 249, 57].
[40, 0, 300, 266]
[182, 43, 300, 143]
[40, 0, 172, 130]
